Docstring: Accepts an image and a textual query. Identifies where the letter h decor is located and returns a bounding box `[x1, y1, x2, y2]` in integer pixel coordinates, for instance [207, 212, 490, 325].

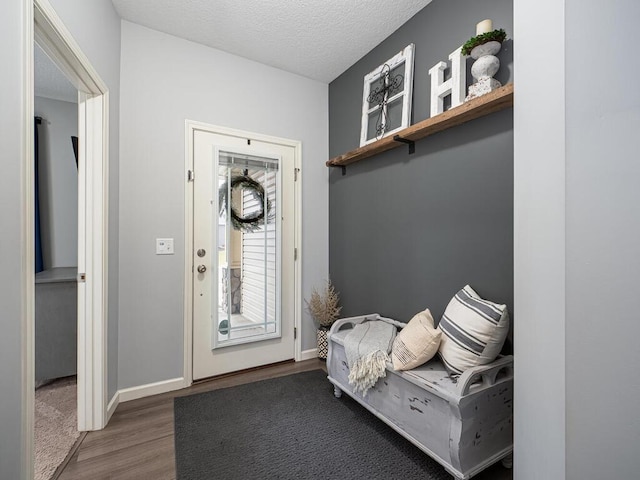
[428, 47, 466, 117]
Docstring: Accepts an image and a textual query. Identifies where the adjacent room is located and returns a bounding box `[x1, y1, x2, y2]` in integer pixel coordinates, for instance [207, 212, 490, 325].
[33, 42, 82, 480]
[2, 0, 639, 479]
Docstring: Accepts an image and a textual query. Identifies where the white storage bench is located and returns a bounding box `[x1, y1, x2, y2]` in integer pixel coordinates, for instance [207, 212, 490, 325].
[327, 314, 513, 480]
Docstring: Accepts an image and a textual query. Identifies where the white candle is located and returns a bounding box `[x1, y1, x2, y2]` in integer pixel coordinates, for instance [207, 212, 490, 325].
[476, 19, 493, 35]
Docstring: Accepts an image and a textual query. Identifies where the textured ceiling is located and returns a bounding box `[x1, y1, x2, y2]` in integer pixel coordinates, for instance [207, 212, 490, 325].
[111, 0, 433, 83]
[34, 43, 77, 103]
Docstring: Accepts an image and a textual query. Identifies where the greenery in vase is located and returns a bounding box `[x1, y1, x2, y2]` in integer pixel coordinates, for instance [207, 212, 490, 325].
[306, 279, 342, 329]
[461, 29, 507, 56]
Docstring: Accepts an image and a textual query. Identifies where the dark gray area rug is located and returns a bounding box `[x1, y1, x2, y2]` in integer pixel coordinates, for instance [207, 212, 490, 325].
[174, 369, 451, 479]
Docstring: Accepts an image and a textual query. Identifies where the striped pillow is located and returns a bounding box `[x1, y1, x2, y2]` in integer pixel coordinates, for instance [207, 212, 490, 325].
[438, 285, 509, 376]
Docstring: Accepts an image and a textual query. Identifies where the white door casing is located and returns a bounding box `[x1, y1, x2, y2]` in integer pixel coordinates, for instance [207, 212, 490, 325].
[187, 122, 301, 381]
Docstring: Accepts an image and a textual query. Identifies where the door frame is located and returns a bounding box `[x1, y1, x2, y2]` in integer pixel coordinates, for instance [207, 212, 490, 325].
[22, 1, 110, 472]
[184, 120, 302, 384]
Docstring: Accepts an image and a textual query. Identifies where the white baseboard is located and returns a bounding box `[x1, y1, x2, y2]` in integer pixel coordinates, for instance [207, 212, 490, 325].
[114, 352, 320, 408]
[118, 377, 188, 403]
[106, 391, 119, 422]
[299, 348, 319, 361]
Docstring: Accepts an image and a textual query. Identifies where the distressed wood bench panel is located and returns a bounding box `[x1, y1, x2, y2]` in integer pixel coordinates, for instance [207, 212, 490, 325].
[326, 314, 513, 480]
[329, 339, 453, 465]
[452, 380, 513, 475]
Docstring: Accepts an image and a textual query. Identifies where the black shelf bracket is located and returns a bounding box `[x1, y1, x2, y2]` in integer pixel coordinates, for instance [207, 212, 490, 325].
[330, 164, 347, 176]
[393, 135, 415, 155]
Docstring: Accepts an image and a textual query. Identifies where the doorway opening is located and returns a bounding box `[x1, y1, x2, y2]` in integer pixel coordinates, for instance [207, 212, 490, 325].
[22, 0, 110, 477]
[33, 0, 110, 432]
[33, 40, 82, 479]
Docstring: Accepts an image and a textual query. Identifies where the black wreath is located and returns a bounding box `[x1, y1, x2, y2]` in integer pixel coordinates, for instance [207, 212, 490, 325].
[219, 175, 272, 232]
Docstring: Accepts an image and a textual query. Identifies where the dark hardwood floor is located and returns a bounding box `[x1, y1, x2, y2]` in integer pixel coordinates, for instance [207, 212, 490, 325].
[58, 359, 512, 479]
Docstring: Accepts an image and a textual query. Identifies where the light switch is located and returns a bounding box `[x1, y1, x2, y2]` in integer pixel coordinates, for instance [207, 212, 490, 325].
[156, 238, 174, 255]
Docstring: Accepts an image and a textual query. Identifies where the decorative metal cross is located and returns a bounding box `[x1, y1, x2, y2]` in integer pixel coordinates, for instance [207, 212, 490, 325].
[367, 64, 404, 140]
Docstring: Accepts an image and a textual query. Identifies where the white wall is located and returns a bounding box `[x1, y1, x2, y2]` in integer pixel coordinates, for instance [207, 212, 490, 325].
[0, 2, 31, 477]
[35, 96, 78, 269]
[47, 0, 122, 400]
[0, 4, 120, 476]
[515, 1, 640, 479]
[565, 0, 640, 478]
[514, 0, 566, 478]
[118, 21, 328, 389]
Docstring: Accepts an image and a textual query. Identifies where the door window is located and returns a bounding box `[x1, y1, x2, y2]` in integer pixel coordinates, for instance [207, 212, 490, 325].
[213, 151, 281, 348]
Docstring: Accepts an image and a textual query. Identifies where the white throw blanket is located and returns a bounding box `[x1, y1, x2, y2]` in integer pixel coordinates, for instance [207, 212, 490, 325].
[344, 320, 396, 397]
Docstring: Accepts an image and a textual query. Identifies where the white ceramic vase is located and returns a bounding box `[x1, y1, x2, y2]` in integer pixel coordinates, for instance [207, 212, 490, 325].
[466, 41, 503, 101]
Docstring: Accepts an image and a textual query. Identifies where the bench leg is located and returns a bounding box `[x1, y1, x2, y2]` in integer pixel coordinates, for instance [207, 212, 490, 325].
[501, 454, 513, 469]
[333, 385, 342, 398]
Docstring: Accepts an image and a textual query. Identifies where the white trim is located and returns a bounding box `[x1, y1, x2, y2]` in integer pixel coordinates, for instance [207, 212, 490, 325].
[184, 120, 303, 382]
[106, 391, 120, 423]
[33, 1, 107, 94]
[76, 94, 89, 429]
[32, 0, 109, 433]
[183, 122, 195, 387]
[299, 348, 319, 361]
[293, 146, 303, 362]
[22, 1, 35, 477]
[118, 378, 188, 403]
[81, 92, 108, 430]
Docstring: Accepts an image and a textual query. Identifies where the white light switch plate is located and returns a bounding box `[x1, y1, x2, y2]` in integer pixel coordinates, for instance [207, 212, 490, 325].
[156, 238, 174, 255]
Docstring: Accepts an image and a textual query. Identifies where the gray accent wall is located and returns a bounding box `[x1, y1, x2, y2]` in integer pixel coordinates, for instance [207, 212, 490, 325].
[329, 0, 513, 330]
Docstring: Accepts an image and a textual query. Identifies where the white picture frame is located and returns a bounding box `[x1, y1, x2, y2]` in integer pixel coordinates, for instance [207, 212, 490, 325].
[360, 43, 415, 147]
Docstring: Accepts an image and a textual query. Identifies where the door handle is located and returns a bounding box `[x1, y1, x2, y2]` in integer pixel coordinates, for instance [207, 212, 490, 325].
[197, 265, 207, 273]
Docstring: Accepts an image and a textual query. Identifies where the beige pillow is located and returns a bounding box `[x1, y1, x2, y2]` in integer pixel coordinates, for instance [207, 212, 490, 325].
[391, 309, 442, 371]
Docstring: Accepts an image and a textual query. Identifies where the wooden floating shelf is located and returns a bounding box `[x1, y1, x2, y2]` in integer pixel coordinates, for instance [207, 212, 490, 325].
[327, 83, 514, 168]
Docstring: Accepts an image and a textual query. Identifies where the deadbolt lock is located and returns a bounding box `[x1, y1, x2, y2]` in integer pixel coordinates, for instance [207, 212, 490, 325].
[197, 249, 206, 257]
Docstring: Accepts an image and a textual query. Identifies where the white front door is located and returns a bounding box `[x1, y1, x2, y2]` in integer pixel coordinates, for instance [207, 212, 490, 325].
[192, 128, 297, 380]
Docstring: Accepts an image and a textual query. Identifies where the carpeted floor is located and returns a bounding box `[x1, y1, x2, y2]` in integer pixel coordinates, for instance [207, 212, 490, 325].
[35, 377, 80, 480]
[174, 369, 453, 480]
